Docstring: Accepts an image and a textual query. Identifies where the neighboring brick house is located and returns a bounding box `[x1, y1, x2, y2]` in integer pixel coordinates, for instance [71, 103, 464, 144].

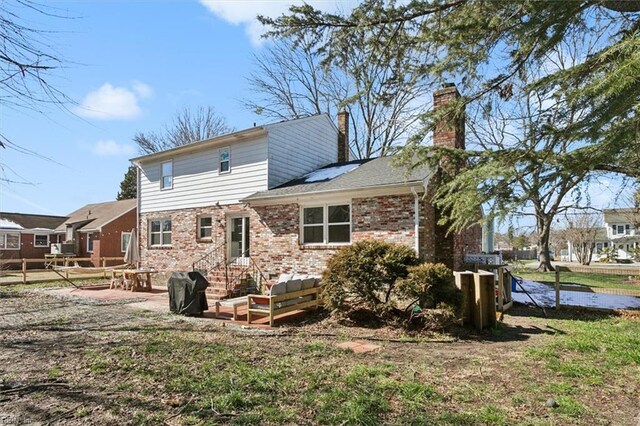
[132, 85, 482, 283]
[53, 199, 137, 266]
[0, 213, 66, 264]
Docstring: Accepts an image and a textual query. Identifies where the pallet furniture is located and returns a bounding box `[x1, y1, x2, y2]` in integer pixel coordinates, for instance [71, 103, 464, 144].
[214, 296, 248, 321]
[246, 275, 321, 326]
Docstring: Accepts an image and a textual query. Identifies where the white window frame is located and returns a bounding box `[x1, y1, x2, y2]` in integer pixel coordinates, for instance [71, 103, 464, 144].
[219, 147, 231, 174]
[87, 233, 94, 253]
[0, 232, 20, 250]
[149, 218, 172, 247]
[161, 160, 173, 190]
[121, 231, 132, 253]
[197, 215, 213, 241]
[33, 234, 50, 248]
[300, 203, 351, 245]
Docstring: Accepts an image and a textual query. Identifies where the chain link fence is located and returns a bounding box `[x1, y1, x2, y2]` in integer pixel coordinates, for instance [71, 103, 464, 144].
[514, 265, 640, 310]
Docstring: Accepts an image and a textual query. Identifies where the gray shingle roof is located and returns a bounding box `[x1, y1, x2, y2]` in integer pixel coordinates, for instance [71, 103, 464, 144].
[55, 199, 137, 232]
[243, 156, 431, 201]
[603, 208, 640, 224]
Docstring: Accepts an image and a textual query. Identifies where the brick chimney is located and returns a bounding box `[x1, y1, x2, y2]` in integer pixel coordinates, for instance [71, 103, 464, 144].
[337, 109, 349, 162]
[433, 84, 465, 150]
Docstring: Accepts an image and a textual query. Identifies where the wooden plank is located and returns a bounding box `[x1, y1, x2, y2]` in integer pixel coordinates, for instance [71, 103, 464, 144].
[271, 287, 320, 303]
[557, 265, 640, 276]
[475, 271, 497, 330]
[454, 271, 475, 326]
[0, 259, 24, 265]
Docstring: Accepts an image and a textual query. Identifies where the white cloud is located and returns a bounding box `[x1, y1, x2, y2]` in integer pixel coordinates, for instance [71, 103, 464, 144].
[75, 82, 152, 119]
[199, 1, 348, 47]
[92, 140, 136, 157]
[132, 81, 153, 99]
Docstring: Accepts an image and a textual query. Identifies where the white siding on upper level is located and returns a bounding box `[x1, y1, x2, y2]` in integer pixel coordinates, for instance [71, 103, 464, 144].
[266, 114, 338, 189]
[139, 136, 268, 213]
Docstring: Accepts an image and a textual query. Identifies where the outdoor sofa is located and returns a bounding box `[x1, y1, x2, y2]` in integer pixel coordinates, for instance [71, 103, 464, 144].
[246, 274, 322, 326]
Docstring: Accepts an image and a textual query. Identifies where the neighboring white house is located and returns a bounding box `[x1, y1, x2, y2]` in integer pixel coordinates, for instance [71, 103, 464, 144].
[602, 208, 639, 261]
[566, 208, 639, 263]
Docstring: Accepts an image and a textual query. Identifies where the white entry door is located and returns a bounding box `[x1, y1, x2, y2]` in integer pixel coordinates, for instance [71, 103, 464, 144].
[229, 216, 250, 265]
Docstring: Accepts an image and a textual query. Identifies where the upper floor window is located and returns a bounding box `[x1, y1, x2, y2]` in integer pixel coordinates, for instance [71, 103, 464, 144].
[301, 204, 351, 245]
[150, 219, 172, 247]
[121, 232, 132, 253]
[34, 234, 49, 248]
[219, 147, 230, 174]
[161, 161, 173, 189]
[198, 216, 213, 240]
[0, 233, 20, 250]
[612, 224, 633, 235]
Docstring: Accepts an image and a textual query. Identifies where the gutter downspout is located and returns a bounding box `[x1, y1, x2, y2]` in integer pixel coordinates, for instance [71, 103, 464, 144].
[411, 187, 420, 257]
[135, 161, 141, 269]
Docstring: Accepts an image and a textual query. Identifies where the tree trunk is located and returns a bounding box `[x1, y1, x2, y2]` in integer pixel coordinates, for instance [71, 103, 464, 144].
[536, 216, 555, 272]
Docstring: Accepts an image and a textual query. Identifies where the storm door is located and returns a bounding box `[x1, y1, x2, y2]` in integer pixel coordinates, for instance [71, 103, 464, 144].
[228, 216, 250, 265]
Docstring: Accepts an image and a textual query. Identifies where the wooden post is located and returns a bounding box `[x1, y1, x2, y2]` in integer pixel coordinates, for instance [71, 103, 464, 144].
[454, 271, 475, 326]
[102, 258, 107, 279]
[22, 259, 27, 284]
[474, 271, 497, 330]
[555, 269, 560, 309]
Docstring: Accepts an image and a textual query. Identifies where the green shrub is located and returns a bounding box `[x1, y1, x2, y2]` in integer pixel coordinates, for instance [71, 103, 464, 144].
[396, 263, 462, 312]
[600, 246, 618, 263]
[322, 240, 419, 314]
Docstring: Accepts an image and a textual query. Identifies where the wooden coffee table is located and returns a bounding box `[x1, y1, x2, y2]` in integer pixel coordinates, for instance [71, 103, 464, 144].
[214, 296, 247, 320]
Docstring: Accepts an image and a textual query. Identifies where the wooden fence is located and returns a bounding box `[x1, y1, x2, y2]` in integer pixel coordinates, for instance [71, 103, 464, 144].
[0, 257, 125, 284]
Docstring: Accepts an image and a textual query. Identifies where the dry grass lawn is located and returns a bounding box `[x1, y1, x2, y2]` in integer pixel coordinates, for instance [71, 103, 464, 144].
[0, 285, 639, 425]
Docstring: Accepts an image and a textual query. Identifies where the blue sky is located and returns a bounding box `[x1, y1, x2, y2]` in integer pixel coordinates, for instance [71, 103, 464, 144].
[0, 1, 350, 216]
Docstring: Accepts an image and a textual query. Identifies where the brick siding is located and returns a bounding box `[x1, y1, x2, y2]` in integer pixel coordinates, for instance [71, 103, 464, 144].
[139, 193, 481, 276]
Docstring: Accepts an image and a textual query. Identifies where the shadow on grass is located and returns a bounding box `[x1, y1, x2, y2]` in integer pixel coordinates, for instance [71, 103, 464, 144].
[508, 303, 627, 322]
[0, 378, 168, 424]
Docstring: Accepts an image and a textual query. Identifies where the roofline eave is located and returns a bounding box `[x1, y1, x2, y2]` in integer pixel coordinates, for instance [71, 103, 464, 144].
[243, 181, 427, 205]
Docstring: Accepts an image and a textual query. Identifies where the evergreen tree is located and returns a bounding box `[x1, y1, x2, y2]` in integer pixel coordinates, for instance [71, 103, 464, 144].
[117, 165, 137, 200]
[262, 0, 640, 271]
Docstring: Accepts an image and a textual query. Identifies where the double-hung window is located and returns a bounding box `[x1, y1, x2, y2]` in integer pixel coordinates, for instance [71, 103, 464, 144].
[219, 147, 230, 174]
[161, 161, 173, 190]
[198, 216, 213, 240]
[34, 234, 49, 248]
[149, 219, 172, 247]
[0, 233, 20, 250]
[301, 204, 351, 245]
